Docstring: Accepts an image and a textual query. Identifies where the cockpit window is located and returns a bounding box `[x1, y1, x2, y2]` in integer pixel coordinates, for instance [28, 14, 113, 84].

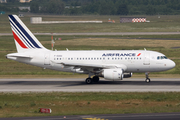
[164, 56, 167, 59]
[157, 56, 168, 60]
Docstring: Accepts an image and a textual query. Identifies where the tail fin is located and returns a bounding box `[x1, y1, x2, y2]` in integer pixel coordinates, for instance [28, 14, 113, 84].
[8, 15, 47, 53]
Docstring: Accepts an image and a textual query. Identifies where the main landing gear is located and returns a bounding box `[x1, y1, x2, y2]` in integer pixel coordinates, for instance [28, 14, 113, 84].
[85, 76, 99, 84]
[145, 72, 151, 83]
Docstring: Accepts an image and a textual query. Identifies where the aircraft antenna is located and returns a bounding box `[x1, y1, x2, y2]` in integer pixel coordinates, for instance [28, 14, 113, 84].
[51, 34, 55, 50]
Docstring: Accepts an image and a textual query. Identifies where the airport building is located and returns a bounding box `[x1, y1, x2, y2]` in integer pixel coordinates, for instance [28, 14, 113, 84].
[120, 17, 146, 23]
[0, 0, 7, 3]
[19, 0, 32, 3]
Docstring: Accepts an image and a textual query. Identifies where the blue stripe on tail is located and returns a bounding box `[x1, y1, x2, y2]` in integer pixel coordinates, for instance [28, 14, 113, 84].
[9, 15, 41, 48]
[10, 20, 33, 48]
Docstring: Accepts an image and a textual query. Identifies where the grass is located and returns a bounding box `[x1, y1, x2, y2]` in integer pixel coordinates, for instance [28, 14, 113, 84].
[0, 92, 180, 118]
[1, 14, 180, 33]
[0, 14, 180, 76]
[0, 14, 180, 118]
[0, 35, 180, 76]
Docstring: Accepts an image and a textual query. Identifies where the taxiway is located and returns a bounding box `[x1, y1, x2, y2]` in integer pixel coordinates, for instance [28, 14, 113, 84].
[0, 78, 179, 92]
[1, 32, 180, 36]
[1, 113, 180, 120]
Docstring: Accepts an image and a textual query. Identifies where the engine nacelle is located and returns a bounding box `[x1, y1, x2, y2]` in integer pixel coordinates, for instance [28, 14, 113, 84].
[123, 72, 133, 78]
[102, 69, 123, 80]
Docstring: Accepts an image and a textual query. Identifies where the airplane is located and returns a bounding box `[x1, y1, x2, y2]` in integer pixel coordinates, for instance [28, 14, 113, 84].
[6, 15, 176, 84]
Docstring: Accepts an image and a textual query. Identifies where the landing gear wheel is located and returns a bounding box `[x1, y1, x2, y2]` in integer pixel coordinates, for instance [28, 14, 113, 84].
[85, 78, 92, 84]
[145, 72, 151, 83]
[145, 78, 151, 83]
[92, 76, 99, 83]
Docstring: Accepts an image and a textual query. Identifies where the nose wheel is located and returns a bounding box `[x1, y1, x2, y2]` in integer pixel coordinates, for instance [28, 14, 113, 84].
[145, 78, 151, 83]
[145, 72, 151, 83]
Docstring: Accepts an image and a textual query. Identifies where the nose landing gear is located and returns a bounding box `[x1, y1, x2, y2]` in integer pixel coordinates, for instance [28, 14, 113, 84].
[145, 72, 151, 83]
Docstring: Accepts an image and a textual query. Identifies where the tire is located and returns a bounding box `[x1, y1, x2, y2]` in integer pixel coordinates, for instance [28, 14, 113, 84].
[86, 78, 92, 84]
[145, 78, 151, 83]
[92, 76, 99, 83]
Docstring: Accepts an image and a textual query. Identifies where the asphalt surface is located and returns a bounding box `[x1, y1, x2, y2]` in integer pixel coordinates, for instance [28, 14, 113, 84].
[1, 32, 180, 36]
[0, 78, 180, 92]
[0, 78, 180, 120]
[1, 113, 180, 120]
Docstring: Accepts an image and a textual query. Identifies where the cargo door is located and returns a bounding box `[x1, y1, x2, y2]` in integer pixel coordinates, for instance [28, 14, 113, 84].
[143, 52, 150, 65]
[44, 53, 50, 65]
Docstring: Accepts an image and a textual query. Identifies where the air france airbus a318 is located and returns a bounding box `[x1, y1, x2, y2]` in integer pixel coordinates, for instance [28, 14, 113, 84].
[7, 15, 176, 84]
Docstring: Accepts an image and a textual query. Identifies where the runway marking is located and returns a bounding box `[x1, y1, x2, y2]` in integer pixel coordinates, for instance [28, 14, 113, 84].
[83, 118, 108, 120]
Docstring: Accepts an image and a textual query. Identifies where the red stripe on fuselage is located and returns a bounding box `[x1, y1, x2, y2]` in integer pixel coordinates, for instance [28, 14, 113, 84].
[12, 31, 28, 48]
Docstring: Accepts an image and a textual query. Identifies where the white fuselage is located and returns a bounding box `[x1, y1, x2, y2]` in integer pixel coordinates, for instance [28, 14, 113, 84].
[7, 49, 176, 75]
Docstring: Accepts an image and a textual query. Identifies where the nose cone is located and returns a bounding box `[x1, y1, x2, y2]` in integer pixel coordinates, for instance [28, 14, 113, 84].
[168, 60, 176, 69]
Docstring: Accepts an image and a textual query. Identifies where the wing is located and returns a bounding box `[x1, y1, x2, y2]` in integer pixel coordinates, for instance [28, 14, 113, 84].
[56, 62, 127, 73]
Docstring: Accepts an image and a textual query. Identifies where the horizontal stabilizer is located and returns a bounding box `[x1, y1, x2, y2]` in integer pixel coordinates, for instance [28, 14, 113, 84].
[6, 53, 33, 58]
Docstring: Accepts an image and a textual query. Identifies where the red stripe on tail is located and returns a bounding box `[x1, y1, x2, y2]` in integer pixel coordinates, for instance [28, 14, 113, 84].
[12, 31, 28, 49]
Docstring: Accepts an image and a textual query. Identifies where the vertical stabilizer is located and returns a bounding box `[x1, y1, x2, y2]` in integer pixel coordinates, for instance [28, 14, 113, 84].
[8, 15, 47, 53]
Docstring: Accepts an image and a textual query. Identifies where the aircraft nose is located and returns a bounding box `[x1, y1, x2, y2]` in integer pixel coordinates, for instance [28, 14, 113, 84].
[168, 60, 176, 69]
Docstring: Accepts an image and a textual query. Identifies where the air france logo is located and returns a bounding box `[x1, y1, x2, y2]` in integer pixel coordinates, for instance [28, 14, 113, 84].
[102, 53, 141, 57]
[137, 53, 141, 56]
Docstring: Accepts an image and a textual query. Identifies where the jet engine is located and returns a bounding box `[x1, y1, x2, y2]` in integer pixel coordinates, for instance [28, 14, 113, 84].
[102, 69, 124, 80]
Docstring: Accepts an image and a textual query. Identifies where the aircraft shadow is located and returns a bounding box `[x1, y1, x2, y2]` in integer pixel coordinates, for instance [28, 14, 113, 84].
[0, 80, 180, 87]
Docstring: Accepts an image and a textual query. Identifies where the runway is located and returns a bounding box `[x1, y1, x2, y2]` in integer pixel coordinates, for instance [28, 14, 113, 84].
[0, 32, 180, 36]
[1, 113, 180, 120]
[0, 78, 180, 92]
